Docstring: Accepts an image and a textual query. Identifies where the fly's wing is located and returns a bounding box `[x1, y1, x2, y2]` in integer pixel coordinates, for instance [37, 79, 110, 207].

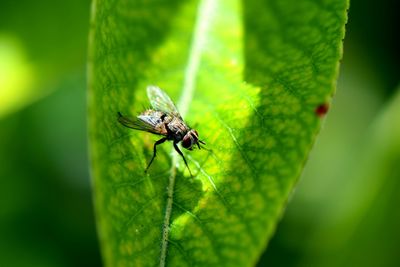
[147, 85, 181, 117]
[117, 112, 165, 135]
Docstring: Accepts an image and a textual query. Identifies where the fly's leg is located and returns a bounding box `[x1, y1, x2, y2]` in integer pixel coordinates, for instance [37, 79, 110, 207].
[145, 137, 167, 173]
[173, 141, 193, 177]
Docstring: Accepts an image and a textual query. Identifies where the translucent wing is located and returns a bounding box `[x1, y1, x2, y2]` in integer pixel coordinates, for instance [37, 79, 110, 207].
[117, 112, 166, 135]
[147, 85, 180, 116]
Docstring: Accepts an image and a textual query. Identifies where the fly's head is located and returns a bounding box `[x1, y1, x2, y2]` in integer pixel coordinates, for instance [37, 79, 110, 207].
[182, 129, 205, 150]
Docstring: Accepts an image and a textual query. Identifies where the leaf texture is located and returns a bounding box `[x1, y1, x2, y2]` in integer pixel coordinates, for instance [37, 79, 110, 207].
[88, 0, 348, 266]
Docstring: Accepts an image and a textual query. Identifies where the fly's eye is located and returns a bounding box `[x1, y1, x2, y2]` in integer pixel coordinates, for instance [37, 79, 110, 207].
[191, 130, 199, 141]
[182, 135, 192, 149]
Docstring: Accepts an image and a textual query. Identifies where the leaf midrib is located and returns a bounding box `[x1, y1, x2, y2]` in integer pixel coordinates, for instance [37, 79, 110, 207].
[159, 0, 214, 266]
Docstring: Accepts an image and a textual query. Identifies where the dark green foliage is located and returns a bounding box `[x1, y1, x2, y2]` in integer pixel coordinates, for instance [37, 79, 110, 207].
[88, 0, 348, 266]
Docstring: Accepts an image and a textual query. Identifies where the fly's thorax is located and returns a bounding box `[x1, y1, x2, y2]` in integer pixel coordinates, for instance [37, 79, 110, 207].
[182, 129, 199, 150]
[166, 116, 189, 141]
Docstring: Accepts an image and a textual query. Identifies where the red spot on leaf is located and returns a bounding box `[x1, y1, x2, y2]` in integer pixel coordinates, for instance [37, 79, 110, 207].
[315, 103, 329, 117]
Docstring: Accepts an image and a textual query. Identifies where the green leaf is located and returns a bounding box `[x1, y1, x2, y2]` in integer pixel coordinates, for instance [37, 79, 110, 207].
[88, 0, 348, 266]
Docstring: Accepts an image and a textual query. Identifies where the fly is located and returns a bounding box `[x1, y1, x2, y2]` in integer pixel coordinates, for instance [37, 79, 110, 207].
[117, 85, 205, 176]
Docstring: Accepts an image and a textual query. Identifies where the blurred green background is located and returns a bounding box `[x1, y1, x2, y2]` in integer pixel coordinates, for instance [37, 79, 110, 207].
[0, 0, 399, 266]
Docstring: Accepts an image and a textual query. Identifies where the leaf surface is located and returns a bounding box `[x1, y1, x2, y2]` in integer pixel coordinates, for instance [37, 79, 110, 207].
[88, 0, 348, 266]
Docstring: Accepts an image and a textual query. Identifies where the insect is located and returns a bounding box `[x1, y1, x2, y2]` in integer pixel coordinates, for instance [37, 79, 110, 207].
[118, 85, 205, 176]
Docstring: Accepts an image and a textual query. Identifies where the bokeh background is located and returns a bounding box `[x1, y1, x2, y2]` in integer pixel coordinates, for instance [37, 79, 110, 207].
[0, 0, 399, 266]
